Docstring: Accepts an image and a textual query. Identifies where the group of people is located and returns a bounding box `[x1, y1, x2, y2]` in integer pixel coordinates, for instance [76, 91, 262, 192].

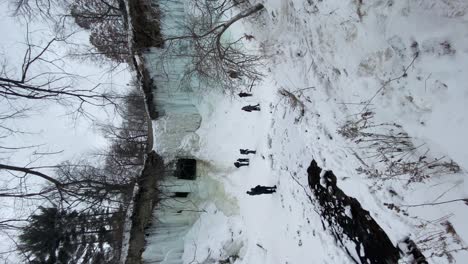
[235, 92, 276, 196]
[239, 92, 261, 112]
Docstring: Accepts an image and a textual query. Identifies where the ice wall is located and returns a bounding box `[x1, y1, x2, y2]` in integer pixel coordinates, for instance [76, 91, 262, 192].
[142, 184, 199, 264]
[141, 1, 207, 263]
[142, 162, 242, 264]
[145, 0, 201, 158]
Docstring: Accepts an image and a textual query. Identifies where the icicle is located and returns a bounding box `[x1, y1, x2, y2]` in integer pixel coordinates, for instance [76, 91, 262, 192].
[142, 1, 205, 263]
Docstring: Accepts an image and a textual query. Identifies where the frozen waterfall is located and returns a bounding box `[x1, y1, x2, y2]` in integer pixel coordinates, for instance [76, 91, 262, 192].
[141, 1, 207, 263]
[145, 0, 201, 159]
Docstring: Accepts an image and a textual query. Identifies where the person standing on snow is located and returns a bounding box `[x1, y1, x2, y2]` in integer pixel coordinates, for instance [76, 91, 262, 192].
[246, 185, 277, 195]
[238, 92, 253, 98]
[241, 104, 260, 112]
[234, 158, 249, 168]
[234, 162, 249, 168]
[240, 149, 256, 155]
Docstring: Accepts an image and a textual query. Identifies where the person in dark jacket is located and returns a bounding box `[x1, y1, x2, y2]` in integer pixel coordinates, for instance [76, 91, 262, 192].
[238, 92, 253, 98]
[240, 149, 256, 155]
[241, 104, 260, 112]
[234, 162, 249, 168]
[246, 185, 277, 195]
[228, 70, 240, 79]
[234, 158, 249, 168]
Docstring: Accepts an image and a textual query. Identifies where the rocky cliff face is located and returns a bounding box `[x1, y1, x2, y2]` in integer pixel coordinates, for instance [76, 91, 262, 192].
[307, 160, 401, 264]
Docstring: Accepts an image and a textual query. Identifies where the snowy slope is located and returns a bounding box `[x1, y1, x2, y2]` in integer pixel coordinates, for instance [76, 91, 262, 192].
[147, 0, 468, 263]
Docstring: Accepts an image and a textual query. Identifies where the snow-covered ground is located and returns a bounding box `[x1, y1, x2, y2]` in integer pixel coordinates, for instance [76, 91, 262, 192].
[148, 0, 468, 263]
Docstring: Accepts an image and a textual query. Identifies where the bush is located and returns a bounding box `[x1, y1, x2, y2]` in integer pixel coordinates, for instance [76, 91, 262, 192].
[339, 111, 460, 182]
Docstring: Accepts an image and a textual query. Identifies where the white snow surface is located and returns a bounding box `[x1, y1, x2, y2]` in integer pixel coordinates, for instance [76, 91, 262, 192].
[147, 0, 468, 263]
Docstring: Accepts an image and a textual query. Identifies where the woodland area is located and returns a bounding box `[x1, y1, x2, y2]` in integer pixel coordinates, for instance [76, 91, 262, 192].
[0, 0, 147, 262]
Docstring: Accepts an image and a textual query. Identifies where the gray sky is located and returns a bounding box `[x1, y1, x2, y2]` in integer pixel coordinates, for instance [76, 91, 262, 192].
[0, 1, 131, 161]
[0, 0, 132, 260]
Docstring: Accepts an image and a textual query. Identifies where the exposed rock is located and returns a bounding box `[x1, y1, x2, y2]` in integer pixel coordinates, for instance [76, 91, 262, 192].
[307, 160, 401, 264]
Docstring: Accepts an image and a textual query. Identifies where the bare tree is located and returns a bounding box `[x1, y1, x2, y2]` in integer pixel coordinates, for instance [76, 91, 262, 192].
[55, 161, 134, 209]
[70, 0, 123, 26]
[0, 22, 124, 247]
[0, 27, 120, 201]
[0, 87, 146, 214]
[94, 87, 148, 183]
[11, 0, 129, 64]
[69, 0, 129, 63]
[11, 0, 65, 19]
[0, 27, 117, 110]
[154, 0, 265, 92]
[0, 160, 134, 213]
[0, 1, 135, 262]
